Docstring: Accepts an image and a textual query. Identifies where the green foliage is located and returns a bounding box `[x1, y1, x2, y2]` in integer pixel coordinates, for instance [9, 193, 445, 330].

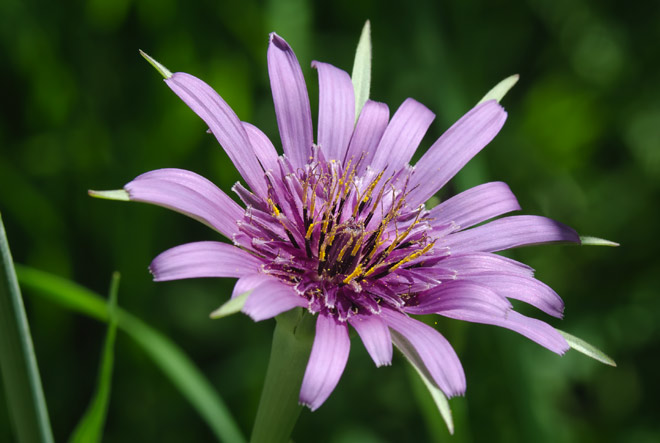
[0, 215, 54, 443]
[68, 273, 120, 443]
[16, 266, 246, 443]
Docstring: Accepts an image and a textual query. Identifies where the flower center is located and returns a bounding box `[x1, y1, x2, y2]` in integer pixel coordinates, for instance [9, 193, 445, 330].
[233, 151, 439, 320]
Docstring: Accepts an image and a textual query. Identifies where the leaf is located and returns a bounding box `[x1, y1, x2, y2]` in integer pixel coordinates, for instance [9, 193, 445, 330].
[69, 273, 120, 443]
[0, 214, 55, 443]
[409, 359, 454, 435]
[88, 189, 130, 201]
[16, 265, 246, 443]
[210, 291, 251, 319]
[139, 50, 173, 79]
[558, 330, 617, 367]
[579, 236, 620, 247]
[477, 74, 519, 105]
[391, 330, 454, 434]
[351, 20, 372, 121]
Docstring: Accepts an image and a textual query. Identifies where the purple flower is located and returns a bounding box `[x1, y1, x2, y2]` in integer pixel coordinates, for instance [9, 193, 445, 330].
[116, 34, 580, 411]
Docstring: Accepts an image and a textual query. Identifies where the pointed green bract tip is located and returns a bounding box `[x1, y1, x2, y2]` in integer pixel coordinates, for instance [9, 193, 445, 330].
[88, 189, 130, 201]
[579, 236, 620, 247]
[209, 291, 251, 319]
[139, 50, 173, 79]
[478, 74, 520, 105]
[559, 330, 617, 367]
[351, 20, 372, 122]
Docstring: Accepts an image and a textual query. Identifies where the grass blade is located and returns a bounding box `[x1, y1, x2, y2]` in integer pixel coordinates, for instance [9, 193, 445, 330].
[68, 273, 120, 443]
[0, 214, 55, 443]
[16, 265, 246, 443]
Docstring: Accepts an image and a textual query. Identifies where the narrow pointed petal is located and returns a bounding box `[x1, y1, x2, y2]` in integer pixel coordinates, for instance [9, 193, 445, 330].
[408, 100, 507, 205]
[370, 98, 435, 175]
[268, 33, 313, 168]
[447, 309, 569, 355]
[243, 122, 279, 172]
[125, 168, 243, 238]
[313, 61, 355, 162]
[406, 281, 512, 316]
[300, 315, 350, 411]
[438, 252, 535, 277]
[165, 73, 267, 196]
[381, 309, 465, 397]
[241, 278, 307, 321]
[344, 100, 389, 169]
[465, 273, 565, 317]
[429, 182, 520, 230]
[444, 215, 580, 254]
[149, 241, 262, 281]
[348, 315, 392, 367]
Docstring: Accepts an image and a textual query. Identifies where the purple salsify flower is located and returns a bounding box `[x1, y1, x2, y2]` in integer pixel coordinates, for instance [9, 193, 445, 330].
[119, 33, 580, 411]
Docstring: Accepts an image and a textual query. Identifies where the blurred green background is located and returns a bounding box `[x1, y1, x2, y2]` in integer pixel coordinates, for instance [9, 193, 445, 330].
[1, 0, 658, 441]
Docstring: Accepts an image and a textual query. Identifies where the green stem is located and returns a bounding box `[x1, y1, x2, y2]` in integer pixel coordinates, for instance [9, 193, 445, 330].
[0, 214, 54, 443]
[250, 308, 315, 443]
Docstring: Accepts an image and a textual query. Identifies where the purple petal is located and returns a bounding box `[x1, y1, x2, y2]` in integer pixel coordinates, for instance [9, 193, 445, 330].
[243, 122, 279, 172]
[268, 33, 313, 168]
[380, 309, 465, 397]
[442, 307, 569, 355]
[165, 73, 267, 196]
[465, 273, 564, 317]
[125, 168, 243, 238]
[348, 314, 393, 367]
[231, 273, 271, 299]
[443, 215, 580, 254]
[300, 315, 350, 411]
[437, 252, 535, 277]
[344, 100, 390, 170]
[429, 182, 520, 230]
[408, 100, 507, 206]
[149, 241, 262, 281]
[313, 61, 355, 162]
[370, 98, 435, 175]
[405, 280, 512, 317]
[241, 278, 307, 321]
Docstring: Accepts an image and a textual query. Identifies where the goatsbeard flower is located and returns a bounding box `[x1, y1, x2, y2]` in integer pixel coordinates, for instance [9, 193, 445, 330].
[100, 33, 581, 412]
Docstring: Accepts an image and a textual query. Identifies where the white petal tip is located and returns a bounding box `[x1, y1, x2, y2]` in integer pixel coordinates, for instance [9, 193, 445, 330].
[88, 189, 130, 201]
[579, 236, 620, 247]
[139, 49, 173, 79]
[478, 74, 520, 105]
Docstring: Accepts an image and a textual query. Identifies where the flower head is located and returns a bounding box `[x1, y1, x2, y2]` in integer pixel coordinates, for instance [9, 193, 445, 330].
[103, 33, 580, 411]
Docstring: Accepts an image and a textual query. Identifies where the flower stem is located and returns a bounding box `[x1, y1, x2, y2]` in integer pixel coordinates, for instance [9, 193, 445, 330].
[250, 308, 315, 443]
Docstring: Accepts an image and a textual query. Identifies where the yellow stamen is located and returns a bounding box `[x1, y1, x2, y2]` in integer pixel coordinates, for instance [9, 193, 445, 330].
[343, 264, 363, 284]
[389, 242, 436, 271]
[305, 222, 316, 240]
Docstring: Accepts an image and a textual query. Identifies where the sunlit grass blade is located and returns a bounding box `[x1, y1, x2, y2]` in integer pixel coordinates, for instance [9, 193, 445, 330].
[351, 20, 372, 121]
[558, 330, 617, 367]
[16, 265, 246, 443]
[0, 214, 55, 443]
[68, 273, 120, 443]
[579, 236, 620, 247]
